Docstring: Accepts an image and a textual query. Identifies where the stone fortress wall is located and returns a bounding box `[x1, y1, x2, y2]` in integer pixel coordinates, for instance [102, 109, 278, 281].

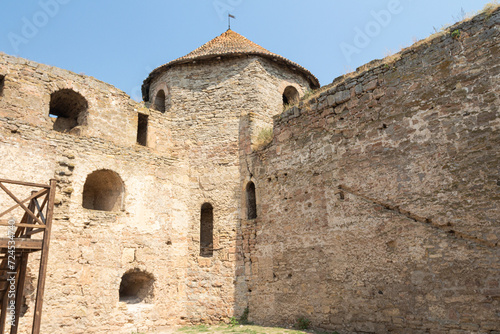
[0, 54, 191, 333]
[143, 55, 313, 325]
[0, 39, 312, 332]
[0, 6, 497, 334]
[242, 8, 500, 333]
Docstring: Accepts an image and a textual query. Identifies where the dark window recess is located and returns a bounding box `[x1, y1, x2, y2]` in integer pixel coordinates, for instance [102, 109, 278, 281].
[49, 89, 88, 133]
[0, 75, 5, 97]
[119, 269, 154, 304]
[200, 203, 214, 257]
[137, 113, 148, 146]
[282, 86, 299, 105]
[246, 181, 257, 219]
[154, 90, 166, 112]
[82, 169, 124, 211]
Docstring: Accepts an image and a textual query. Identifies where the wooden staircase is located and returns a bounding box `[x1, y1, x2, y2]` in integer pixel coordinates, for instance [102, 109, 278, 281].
[0, 179, 56, 334]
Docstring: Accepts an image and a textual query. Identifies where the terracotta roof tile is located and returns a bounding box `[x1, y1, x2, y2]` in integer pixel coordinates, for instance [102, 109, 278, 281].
[180, 29, 271, 59]
[142, 30, 319, 100]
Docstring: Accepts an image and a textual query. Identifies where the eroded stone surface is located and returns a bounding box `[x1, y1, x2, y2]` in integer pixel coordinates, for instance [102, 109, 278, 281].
[242, 9, 500, 333]
[0, 7, 498, 334]
[0, 33, 311, 333]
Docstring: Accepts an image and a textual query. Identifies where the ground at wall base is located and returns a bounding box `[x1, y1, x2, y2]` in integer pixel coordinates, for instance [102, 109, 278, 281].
[138, 324, 338, 334]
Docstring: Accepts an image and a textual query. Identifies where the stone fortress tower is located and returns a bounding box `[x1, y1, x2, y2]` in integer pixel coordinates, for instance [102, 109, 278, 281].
[0, 29, 319, 333]
[142, 29, 319, 151]
[139, 28, 319, 325]
[0, 7, 499, 333]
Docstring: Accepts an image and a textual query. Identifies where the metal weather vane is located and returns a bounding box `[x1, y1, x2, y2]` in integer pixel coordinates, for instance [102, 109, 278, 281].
[228, 13, 235, 30]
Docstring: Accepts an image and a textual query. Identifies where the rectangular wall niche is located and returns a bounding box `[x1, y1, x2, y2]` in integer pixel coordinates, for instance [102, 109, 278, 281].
[137, 113, 148, 146]
[200, 203, 214, 257]
[0, 75, 5, 97]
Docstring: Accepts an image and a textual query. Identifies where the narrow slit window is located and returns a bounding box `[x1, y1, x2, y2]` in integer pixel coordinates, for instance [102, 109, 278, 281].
[0, 75, 5, 97]
[246, 181, 257, 219]
[200, 203, 214, 257]
[137, 113, 148, 146]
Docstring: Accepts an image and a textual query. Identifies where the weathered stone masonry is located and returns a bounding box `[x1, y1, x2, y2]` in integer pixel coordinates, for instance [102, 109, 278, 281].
[0, 8, 498, 334]
[0, 29, 316, 333]
[0, 54, 191, 333]
[142, 34, 316, 323]
[243, 9, 500, 333]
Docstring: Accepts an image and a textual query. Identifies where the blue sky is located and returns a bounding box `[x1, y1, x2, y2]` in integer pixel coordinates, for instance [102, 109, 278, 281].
[0, 0, 494, 100]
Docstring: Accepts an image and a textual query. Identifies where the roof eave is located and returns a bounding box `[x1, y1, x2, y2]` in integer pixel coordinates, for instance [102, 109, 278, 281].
[142, 54, 319, 101]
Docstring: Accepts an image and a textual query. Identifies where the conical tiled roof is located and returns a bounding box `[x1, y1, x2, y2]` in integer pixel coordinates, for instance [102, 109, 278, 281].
[142, 30, 319, 101]
[177, 29, 272, 61]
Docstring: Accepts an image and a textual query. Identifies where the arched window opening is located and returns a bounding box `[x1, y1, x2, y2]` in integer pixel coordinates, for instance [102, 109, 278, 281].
[0, 75, 5, 97]
[119, 269, 155, 304]
[154, 89, 166, 113]
[49, 89, 88, 133]
[82, 169, 124, 211]
[282, 86, 299, 105]
[137, 113, 148, 146]
[200, 203, 214, 257]
[246, 181, 257, 219]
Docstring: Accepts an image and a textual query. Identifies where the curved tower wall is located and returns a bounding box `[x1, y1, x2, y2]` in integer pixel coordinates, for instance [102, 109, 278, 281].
[147, 55, 314, 320]
[148, 56, 313, 151]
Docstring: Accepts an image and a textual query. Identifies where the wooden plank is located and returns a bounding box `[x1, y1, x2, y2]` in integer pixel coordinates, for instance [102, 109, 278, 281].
[32, 179, 56, 334]
[0, 183, 43, 225]
[0, 180, 49, 189]
[0, 221, 45, 229]
[15, 208, 30, 239]
[33, 198, 46, 225]
[0, 188, 47, 223]
[0, 239, 42, 251]
[0, 289, 8, 334]
[11, 253, 28, 334]
[36, 196, 49, 222]
[15, 192, 40, 240]
[0, 182, 45, 225]
[22, 229, 45, 237]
